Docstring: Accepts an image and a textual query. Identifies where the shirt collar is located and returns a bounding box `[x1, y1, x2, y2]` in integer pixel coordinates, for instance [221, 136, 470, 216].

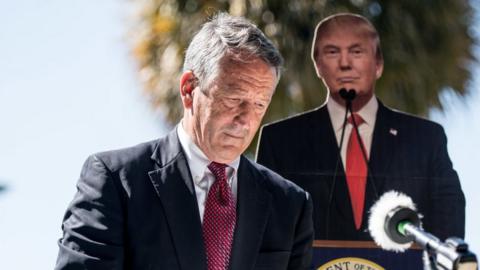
[177, 122, 240, 184]
[326, 94, 378, 132]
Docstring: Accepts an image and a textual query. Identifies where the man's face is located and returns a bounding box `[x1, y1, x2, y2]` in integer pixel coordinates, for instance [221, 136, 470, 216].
[314, 25, 383, 106]
[184, 58, 277, 163]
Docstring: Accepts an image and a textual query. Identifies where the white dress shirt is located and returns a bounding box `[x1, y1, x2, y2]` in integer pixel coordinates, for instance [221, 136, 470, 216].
[177, 123, 240, 223]
[326, 95, 378, 168]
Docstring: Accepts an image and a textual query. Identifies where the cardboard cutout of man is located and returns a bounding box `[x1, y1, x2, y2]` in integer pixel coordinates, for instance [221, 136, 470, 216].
[257, 13, 465, 241]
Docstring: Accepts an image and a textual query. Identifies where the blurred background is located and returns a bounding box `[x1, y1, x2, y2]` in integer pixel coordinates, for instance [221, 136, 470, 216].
[1, 0, 479, 268]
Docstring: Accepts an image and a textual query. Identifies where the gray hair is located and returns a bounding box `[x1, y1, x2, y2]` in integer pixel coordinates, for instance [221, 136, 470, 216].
[183, 12, 283, 92]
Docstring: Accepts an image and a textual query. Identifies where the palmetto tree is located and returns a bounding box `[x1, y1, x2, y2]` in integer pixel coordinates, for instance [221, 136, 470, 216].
[130, 0, 476, 153]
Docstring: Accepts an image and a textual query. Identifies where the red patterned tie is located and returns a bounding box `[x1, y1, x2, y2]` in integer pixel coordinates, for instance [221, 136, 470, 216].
[203, 162, 237, 270]
[346, 113, 367, 230]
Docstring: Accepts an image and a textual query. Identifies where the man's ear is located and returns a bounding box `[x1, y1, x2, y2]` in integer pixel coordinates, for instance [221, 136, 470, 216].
[375, 59, 384, 79]
[312, 54, 324, 79]
[180, 70, 197, 108]
[314, 61, 323, 79]
[312, 48, 323, 79]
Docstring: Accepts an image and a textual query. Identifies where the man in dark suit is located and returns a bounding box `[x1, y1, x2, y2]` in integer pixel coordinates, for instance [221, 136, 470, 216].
[55, 13, 313, 270]
[256, 13, 465, 241]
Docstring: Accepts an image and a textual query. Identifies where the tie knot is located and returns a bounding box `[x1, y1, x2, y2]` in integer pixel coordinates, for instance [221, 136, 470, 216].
[348, 113, 364, 125]
[208, 162, 227, 181]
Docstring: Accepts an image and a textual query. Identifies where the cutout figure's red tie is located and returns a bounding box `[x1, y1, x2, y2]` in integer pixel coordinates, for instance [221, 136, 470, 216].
[203, 162, 236, 270]
[346, 113, 367, 230]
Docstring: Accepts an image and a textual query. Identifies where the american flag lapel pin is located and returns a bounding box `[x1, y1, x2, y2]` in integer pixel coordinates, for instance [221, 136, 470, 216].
[389, 128, 398, 136]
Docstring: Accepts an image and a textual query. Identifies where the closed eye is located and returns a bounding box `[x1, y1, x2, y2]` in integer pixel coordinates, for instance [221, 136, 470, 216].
[223, 97, 242, 107]
[254, 101, 267, 110]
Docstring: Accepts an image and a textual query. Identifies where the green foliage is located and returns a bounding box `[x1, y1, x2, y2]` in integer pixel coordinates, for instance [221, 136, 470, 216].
[131, 0, 476, 153]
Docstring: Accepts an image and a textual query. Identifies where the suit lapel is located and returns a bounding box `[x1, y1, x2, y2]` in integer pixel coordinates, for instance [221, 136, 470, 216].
[313, 105, 346, 174]
[368, 101, 397, 195]
[229, 157, 272, 270]
[148, 129, 206, 270]
[363, 101, 398, 225]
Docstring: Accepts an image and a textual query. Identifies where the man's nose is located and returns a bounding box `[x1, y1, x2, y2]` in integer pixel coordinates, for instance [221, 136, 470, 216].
[235, 102, 254, 127]
[339, 51, 351, 70]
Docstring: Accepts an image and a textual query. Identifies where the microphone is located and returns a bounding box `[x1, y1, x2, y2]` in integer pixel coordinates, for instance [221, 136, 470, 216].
[339, 88, 357, 102]
[339, 88, 356, 114]
[369, 191, 478, 270]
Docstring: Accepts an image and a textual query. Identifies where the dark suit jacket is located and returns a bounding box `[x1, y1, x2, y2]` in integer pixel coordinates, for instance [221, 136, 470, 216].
[55, 129, 314, 270]
[256, 101, 465, 241]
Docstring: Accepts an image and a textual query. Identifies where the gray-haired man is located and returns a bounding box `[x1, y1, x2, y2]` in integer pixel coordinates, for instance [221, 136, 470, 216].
[55, 13, 314, 270]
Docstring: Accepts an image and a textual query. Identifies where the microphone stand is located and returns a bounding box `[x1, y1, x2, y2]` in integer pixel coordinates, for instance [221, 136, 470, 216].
[325, 88, 351, 239]
[326, 88, 381, 237]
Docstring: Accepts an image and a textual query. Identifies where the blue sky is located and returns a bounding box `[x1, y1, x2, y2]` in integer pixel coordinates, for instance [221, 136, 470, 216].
[0, 1, 478, 269]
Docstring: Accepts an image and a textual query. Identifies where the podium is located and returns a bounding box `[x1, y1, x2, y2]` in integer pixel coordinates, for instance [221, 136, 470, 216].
[312, 240, 424, 270]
